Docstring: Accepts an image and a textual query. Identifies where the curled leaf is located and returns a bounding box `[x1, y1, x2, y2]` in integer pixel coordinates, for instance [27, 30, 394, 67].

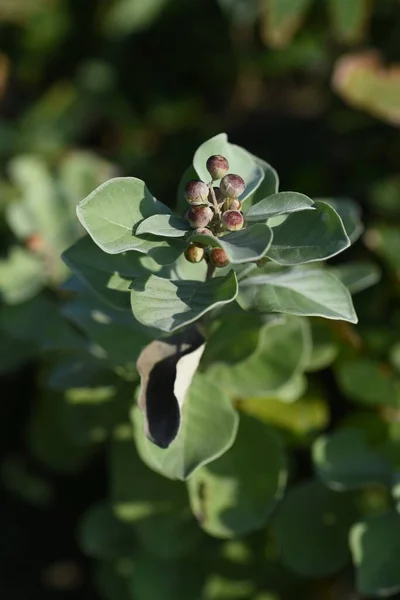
[136, 327, 205, 448]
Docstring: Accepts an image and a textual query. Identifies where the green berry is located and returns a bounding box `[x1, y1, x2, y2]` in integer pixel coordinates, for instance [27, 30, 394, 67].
[206, 155, 229, 180]
[220, 174, 246, 198]
[184, 180, 209, 205]
[222, 209, 244, 231]
[210, 247, 229, 268]
[186, 205, 214, 228]
[184, 244, 205, 263]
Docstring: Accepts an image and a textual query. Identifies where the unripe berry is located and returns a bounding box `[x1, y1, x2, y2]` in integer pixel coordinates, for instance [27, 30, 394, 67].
[210, 247, 229, 268]
[184, 179, 209, 205]
[222, 209, 244, 232]
[186, 205, 214, 229]
[184, 244, 204, 263]
[224, 197, 242, 211]
[206, 155, 229, 180]
[220, 174, 246, 198]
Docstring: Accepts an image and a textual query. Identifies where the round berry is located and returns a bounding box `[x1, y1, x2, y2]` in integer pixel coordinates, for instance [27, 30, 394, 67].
[184, 179, 209, 205]
[184, 244, 205, 263]
[206, 155, 229, 180]
[186, 205, 214, 229]
[222, 209, 244, 232]
[210, 247, 229, 268]
[220, 174, 246, 199]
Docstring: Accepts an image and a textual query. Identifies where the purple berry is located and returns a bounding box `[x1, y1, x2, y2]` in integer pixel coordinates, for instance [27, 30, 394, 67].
[206, 155, 229, 180]
[186, 205, 214, 229]
[222, 210, 244, 231]
[220, 174, 246, 199]
[184, 180, 209, 205]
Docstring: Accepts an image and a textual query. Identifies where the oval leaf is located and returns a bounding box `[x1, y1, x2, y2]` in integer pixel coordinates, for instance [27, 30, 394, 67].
[313, 428, 392, 490]
[237, 268, 358, 324]
[193, 133, 264, 201]
[205, 316, 310, 397]
[274, 480, 358, 578]
[329, 261, 381, 294]
[245, 192, 314, 222]
[136, 214, 190, 238]
[189, 223, 273, 264]
[318, 197, 363, 243]
[76, 176, 185, 262]
[130, 271, 238, 333]
[133, 374, 239, 480]
[266, 201, 350, 265]
[187, 414, 287, 538]
[350, 512, 400, 597]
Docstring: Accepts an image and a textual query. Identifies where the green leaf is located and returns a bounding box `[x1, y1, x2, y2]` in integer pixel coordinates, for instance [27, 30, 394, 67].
[205, 316, 310, 397]
[306, 320, 339, 372]
[79, 502, 136, 560]
[131, 554, 204, 600]
[76, 177, 184, 262]
[189, 224, 273, 264]
[103, 0, 170, 37]
[62, 235, 149, 310]
[313, 429, 392, 490]
[335, 358, 400, 407]
[318, 197, 363, 243]
[244, 155, 279, 209]
[193, 133, 264, 201]
[133, 374, 239, 480]
[0, 294, 84, 352]
[130, 271, 238, 333]
[0, 246, 45, 304]
[245, 192, 314, 222]
[110, 424, 201, 559]
[350, 512, 400, 597]
[136, 214, 190, 238]
[238, 268, 358, 324]
[261, 0, 314, 48]
[328, 0, 371, 44]
[94, 560, 133, 600]
[266, 201, 350, 265]
[62, 296, 153, 368]
[187, 414, 287, 538]
[365, 225, 400, 271]
[329, 261, 381, 294]
[274, 480, 358, 578]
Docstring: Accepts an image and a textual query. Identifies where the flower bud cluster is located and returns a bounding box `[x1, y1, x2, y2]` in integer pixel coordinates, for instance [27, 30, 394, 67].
[182, 155, 246, 267]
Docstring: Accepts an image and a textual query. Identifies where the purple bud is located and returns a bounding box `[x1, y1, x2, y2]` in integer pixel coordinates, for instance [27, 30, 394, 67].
[220, 174, 246, 199]
[222, 210, 244, 231]
[224, 197, 242, 211]
[206, 155, 229, 180]
[210, 247, 229, 268]
[186, 205, 214, 229]
[184, 179, 209, 205]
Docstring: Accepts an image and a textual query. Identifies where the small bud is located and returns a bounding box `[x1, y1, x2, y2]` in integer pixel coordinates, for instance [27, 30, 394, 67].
[206, 155, 229, 180]
[222, 210, 244, 232]
[256, 257, 268, 268]
[184, 244, 205, 263]
[224, 197, 242, 211]
[220, 174, 246, 198]
[184, 180, 209, 205]
[186, 205, 214, 228]
[210, 247, 229, 268]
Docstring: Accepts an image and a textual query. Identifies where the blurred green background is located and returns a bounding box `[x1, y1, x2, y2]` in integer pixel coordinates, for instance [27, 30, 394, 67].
[1, 0, 400, 599]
